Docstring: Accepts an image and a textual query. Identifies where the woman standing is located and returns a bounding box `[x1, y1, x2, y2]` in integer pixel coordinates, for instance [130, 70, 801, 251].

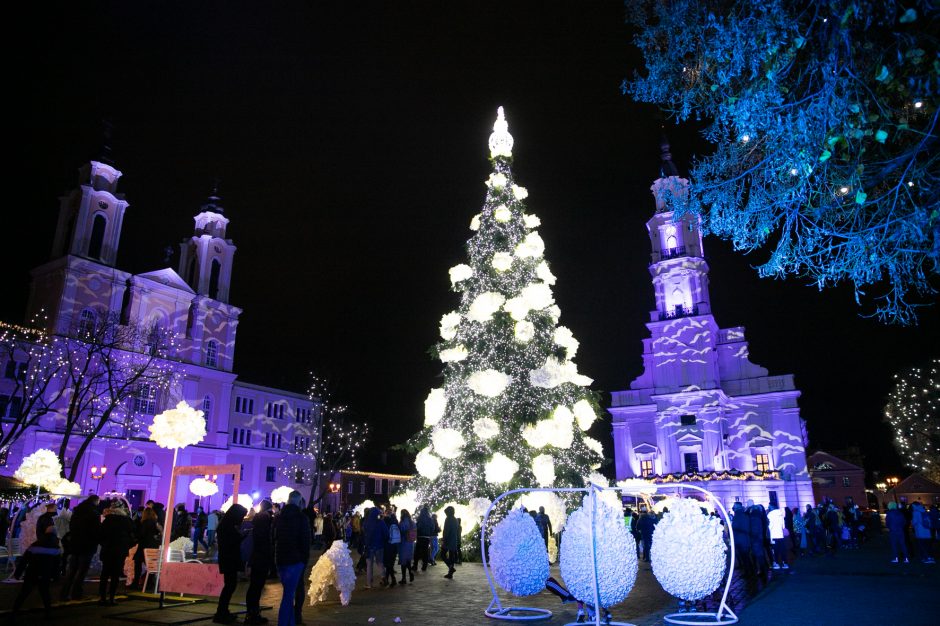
[98, 502, 136, 605]
[397, 509, 416, 584]
[382, 510, 401, 587]
[214, 504, 248, 624]
[131, 508, 162, 589]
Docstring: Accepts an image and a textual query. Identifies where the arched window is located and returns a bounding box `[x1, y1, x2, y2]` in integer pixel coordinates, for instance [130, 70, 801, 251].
[88, 214, 107, 260]
[666, 234, 678, 249]
[187, 256, 198, 288]
[208, 259, 221, 299]
[205, 340, 218, 367]
[78, 308, 96, 336]
[202, 394, 212, 426]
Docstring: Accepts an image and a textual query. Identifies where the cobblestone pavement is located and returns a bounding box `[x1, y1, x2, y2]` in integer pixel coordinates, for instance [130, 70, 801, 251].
[1, 533, 935, 625]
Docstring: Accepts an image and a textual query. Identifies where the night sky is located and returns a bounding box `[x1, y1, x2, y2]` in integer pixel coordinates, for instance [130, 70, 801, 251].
[7, 1, 938, 478]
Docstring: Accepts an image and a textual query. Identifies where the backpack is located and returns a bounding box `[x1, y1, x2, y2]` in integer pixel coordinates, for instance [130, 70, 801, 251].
[388, 523, 401, 545]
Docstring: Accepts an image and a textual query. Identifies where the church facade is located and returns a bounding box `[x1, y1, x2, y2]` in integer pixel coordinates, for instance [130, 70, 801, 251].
[0, 155, 320, 510]
[609, 143, 814, 510]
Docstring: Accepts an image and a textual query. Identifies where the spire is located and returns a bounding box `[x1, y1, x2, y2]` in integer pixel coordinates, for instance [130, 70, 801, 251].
[488, 106, 514, 158]
[659, 132, 680, 178]
[201, 179, 224, 214]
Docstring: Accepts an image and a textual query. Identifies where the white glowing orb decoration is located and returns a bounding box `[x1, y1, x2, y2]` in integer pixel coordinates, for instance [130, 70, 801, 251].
[530, 356, 592, 389]
[503, 296, 530, 321]
[439, 312, 461, 340]
[535, 260, 555, 284]
[616, 478, 658, 497]
[148, 401, 206, 450]
[523, 214, 541, 229]
[512, 184, 529, 200]
[487, 172, 508, 189]
[488, 106, 514, 158]
[531, 454, 556, 486]
[439, 344, 469, 363]
[431, 428, 466, 459]
[484, 452, 519, 484]
[470, 214, 481, 231]
[514, 231, 545, 259]
[468, 291, 506, 322]
[415, 447, 442, 480]
[49, 478, 82, 496]
[514, 320, 536, 343]
[520, 282, 554, 311]
[468, 497, 493, 519]
[424, 388, 447, 426]
[190, 478, 220, 498]
[491, 251, 514, 272]
[449, 263, 474, 286]
[582, 436, 604, 458]
[308, 539, 356, 607]
[270, 485, 294, 504]
[553, 326, 579, 358]
[390, 490, 419, 515]
[515, 491, 569, 532]
[572, 399, 597, 431]
[14, 449, 63, 489]
[560, 491, 638, 608]
[494, 205, 512, 222]
[522, 406, 574, 450]
[354, 499, 377, 516]
[472, 417, 500, 440]
[221, 493, 254, 512]
[467, 369, 511, 397]
[547, 305, 561, 322]
[584, 472, 621, 509]
[651, 497, 727, 601]
[489, 508, 549, 597]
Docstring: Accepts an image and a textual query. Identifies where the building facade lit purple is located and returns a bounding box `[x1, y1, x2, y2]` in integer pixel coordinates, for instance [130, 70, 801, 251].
[610, 143, 814, 510]
[0, 157, 320, 509]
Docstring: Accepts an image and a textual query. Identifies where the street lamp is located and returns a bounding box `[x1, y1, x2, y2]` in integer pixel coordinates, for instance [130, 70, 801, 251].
[328, 482, 341, 513]
[90, 465, 107, 493]
[886, 476, 900, 504]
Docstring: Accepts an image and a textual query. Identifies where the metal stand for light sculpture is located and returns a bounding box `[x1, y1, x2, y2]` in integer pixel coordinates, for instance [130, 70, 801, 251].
[659, 483, 738, 626]
[479, 484, 636, 626]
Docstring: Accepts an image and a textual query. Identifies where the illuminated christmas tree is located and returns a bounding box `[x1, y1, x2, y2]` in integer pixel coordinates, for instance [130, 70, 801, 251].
[885, 358, 940, 482]
[403, 107, 604, 529]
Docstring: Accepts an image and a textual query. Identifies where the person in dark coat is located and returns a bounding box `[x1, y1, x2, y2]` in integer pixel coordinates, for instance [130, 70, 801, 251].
[415, 506, 434, 571]
[36, 503, 57, 541]
[131, 507, 162, 589]
[363, 507, 387, 588]
[747, 503, 768, 577]
[192, 505, 209, 557]
[245, 500, 274, 625]
[535, 507, 552, 549]
[98, 502, 136, 605]
[214, 503, 248, 624]
[885, 501, 909, 563]
[382, 510, 401, 587]
[273, 491, 311, 626]
[11, 521, 61, 619]
[637, 511, 656, 562]
[730, 503, 753, 577]
[442, 506, 459, 579]
[60, 494, 100, 601]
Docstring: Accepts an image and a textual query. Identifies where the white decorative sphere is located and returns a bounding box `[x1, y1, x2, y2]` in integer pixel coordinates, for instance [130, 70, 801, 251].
[554, 326, 579, 358]
[514, 320, 535, 343]
[221, 493, 254, 512]
[573, 399, 596, 430]
[470, 214, 481, 231]
[270, 485, 294, 504]
[431, 428, 466, 459]
[390, 490, 419, 515]
[148, 401, 206, 450]
[439, 345, 469, 363]
[190, 478, 220, 498]
[651, 498, 727, 601]
[449, 264, 474, 286]
[503, 296, 530, 321]
[489, 508, 549, 596]
[535, 260, 555, 284]
[523, 214, 541, 229]
[582, 436, 604, 457]
[424, 388, 447, 426]
[468, 497, 492, 519]
[485, 452, 519, 484]
[487, 172, 508, 189]
[468, 292, 506, 323]
[494, 205, 512, 222]
[467, 369, 511, 397]
[514, 231, 545, 259]
[520, 282, 554, 311]
[491, 251, 514, 272]
[15, 449, 63, 490]
[531, 454, 556, 486]
[472, 417, 500, 440]
[415, 448, 442, 480]
[512, 185, 529, 200]
[439, 312, 462, 340]
[560, 493, 638, 607]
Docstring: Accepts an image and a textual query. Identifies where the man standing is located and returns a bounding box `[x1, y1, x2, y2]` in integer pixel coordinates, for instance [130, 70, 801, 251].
[535, 506, 552, 549]
[442, 506, 459, 579]
[192, 505, 209, 557]
[60, 495, 100, 601]
[245, 500, 274, 625]
[415, 506, 434, 571]
[273, 491, 311, 626]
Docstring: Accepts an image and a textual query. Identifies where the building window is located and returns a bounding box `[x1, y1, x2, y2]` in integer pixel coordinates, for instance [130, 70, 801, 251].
[133, 384, 157, 414]
[232, 429, 238, 444]
[279, 404, 285, 419]
[205, 340, 218, 367]
[680, 414, 696, 426]
[640, 459, 654, 478]
[78, 309, 96, 336]
[264, 432, 282, 449]
[266, 403, 273, 418]
[265, 466, 276, 482]
[88, 214, 107, 260]
[683, 452, 699, 473]
[373, 478, 383, 494]
[202, 395, 212, 425]
[360, 481, 365, 495]
[239, 464, 244, 480]
[842, 476, 851, 488]
[347, 481, 353, 494]
[755, 453, 771, 472]
[235, 397, 254, 414]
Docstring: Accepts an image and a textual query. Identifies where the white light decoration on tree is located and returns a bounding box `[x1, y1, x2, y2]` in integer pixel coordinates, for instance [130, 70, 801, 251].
[472, 417, 500, 440]
[572, 398, 596, 431]
[468, 497, 493, 519]
[494, 205, 512, 222]
[512, 184, 529, 200]
[522, 406, 574, 450]
[489, 508, 549, 597]
[439, 312, 461, 340]
[520, 282, 554, 311]
[439, 345, 469, 362]
[467, 369, 511, 397]
[515, 491, 568, 532]
[270, 485, 294, 504]
[523, 214, 541, 229]
[535, 260, 555, 284]
[514, 320, 536, 343]
[885, 359, 940, 482]
[583, 436, 604, 458]
[530, 356, 592, 389]
[491, 251, 514, 272]
[308, 539, 356, 607]
[651, 498, 727, 601]
[560, 491, 638, 608]
[148, 400, 206, 450]
[503, 296, 530, 321]
[390, 490, 419, 514]
[547, 305, 561, 322]
[435, 501, 480, 537]
[415, 447, 442, 480]
[531, 453, 556, 486]
[424, 388, 447, 426]
[488, 105, 514, 158]
[190, 478, 220, 498]
[221, 493, 254, 512]
[468, 292, 506, 322]
[514, 231, 545, 259]
[484, 452, 519, 484]
[487, 172, 508, 189]
[449, 263, 474, 285]
[15, 449, 63, 490]
[432, 427, 466, 459]
[470, 214, 481, 231]
[554, 326, 579, 358]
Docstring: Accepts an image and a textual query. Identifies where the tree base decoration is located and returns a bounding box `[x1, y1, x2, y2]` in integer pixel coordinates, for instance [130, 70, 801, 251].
[308, 540, 356, 607]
